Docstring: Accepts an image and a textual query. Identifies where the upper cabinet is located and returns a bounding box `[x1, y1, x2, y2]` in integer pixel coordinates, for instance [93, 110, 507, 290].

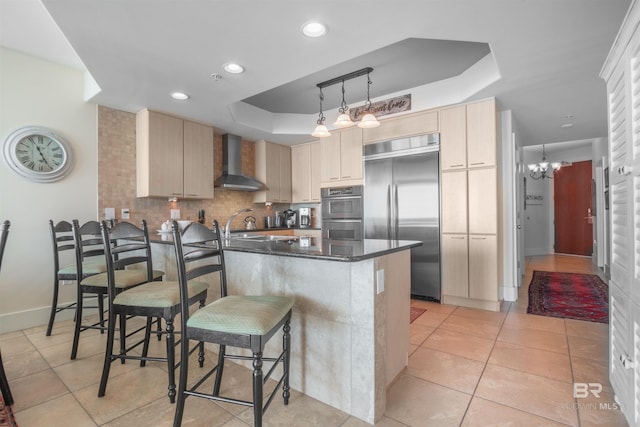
[440, 99, 497, 171]
[254, 140, 292, 203]
[362, 110, 438, 144]
[136, 109, 214, 199]
[320, 127, 363, 187]
[291, 141, 321, 203]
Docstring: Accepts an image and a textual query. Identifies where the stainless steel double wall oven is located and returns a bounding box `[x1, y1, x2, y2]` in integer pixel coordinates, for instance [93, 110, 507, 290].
[321, 186, 363, 241]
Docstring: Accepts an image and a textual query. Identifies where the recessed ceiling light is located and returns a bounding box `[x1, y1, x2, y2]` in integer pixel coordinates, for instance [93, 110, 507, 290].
[302, 21, 327, 38]
[170, 91, 190, 100]
[223, 63, 244, 74]
[561, 123, 574, 128]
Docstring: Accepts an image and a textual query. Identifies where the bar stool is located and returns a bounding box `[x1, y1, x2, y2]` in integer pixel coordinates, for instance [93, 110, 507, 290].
[0, 220, 14, 406]
[172, 220, 294, 427]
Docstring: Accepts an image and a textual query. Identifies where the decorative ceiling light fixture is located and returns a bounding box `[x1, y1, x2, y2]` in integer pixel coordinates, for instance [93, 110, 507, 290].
[311, 87, 330, 138]
[311, 67, 378, 137]
[333, 81, 354, 128]
[528, 144, 562, 180]
[358, 70, 380, 129]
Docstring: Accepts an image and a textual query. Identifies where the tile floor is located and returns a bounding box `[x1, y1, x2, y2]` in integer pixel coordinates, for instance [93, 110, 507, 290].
[1, 254, 629, 426]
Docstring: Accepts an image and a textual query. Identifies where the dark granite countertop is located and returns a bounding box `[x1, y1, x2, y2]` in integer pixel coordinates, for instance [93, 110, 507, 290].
[151, 232, 421, 262]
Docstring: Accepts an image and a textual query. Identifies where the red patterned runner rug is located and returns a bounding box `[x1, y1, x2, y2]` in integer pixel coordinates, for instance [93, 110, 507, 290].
[0, 391, 17, 427]
[410, 306, 426, 323]
[527, 270, 608, 324]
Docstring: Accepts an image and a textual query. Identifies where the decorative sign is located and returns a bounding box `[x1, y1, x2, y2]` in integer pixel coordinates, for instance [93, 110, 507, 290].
[349, 94, 411, 121]
[525, 193, 543, 205]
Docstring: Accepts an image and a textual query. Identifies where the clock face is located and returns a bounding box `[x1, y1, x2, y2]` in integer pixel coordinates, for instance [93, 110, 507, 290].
[2, 126, 73, 182]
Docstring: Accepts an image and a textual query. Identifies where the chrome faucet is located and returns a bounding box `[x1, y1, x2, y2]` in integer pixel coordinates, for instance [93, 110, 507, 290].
[224, 208, 253, 239]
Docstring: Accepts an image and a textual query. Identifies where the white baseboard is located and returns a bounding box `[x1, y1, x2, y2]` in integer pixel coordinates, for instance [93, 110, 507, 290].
[524, 247, 552, 257]
[0, 304, 75, 334]
[501, 285, 518, 302]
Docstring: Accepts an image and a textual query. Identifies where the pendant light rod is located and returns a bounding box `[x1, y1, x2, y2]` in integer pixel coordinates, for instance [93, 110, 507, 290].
[316, 67, 373, 89]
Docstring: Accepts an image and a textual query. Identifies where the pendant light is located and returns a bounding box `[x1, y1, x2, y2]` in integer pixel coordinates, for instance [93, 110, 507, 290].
[333, 81, 354, 128]
[358, 71, 380, 129]
[311, 87, 331, 138]
[527, 144, 562, 179]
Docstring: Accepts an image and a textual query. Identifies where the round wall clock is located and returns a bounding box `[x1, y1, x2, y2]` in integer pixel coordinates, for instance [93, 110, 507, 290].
[2, 126, 73, 183]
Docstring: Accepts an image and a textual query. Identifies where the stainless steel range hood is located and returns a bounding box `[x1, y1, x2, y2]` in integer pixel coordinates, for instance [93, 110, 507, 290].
[214, 134, 267, 191]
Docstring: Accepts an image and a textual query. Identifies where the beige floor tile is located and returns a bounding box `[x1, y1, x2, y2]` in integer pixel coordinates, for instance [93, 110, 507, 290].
[475, 365, 578, 426]
[3, 346, 50, 381]
[9, 369, 70, 413]
[571, 356, 613, 394]
[439, 315, 502, 339]
[497, 326, 568, 355]
[54, 352, 139, 392]
[14, 393, 97, 427]
[410, 300, 456, 314]
[411, 310, 449, 328]
[0, 330, 24, 342]
[422, 328, 495, 362]
[487, 341, 572, 383]
[237, 390, 350, 426]
[575, 388, 629, 426]
[461, 396, 569, 426]
[450, 306, 507, 324]
[220, 419, 251, 426]
[73, 365, 169, 425]
[385, 374, 471, 426]
[503, 312, 566, 335]
[565, 319, 608, 341]
[409, 323, 435, 346]
[1, 334, 37, 357]
[104, 394, 234, 427]
[341, 415, 408, 426]
[567, 335, 608, 362]
[408, 347, 484, 394]
[39, 332, 106, 367]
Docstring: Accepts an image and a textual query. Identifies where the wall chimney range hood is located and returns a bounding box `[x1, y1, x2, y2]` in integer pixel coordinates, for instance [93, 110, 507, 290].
[214, 134, 267, 191]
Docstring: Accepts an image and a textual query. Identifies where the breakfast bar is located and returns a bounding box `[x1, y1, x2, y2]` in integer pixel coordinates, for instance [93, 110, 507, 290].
[151, 234, 421, 424]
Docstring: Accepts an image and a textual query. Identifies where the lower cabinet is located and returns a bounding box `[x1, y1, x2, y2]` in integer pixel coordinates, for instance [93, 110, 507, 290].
[441, 234, 469, 298]
[468, 234, 498, 301]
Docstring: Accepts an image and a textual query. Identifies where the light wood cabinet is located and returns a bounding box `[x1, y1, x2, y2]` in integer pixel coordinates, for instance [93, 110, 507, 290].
[291, 141, 321, 203]
[439, 105, 467, 170]
[362, 110, 439, 144]
[320, 127, 363, 187]
[468, 234, 498, 301]
[441, 234, 469, 298]
[440, 170, 467, 234]
[254, 141, 292, 203]
[468, 168, 497, 234]
[136, 109, 213, 199]
[466, 99, 497, 168]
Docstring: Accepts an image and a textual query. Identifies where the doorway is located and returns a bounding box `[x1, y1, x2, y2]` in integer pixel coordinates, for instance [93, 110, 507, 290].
[553, 160, 593, 256]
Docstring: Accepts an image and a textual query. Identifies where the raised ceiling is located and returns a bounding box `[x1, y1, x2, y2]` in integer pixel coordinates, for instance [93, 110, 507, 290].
[0, 0, 632, 147]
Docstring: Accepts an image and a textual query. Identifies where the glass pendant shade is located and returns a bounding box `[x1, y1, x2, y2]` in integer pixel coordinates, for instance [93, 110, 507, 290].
[311, 124, 331, 138]
[358, 113, 380, 128]
[334, 113, 354, 127]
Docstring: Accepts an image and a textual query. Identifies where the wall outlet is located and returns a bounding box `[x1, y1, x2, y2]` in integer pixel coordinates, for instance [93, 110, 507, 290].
[376, 269, 385, 294]
[104, 207, 115, 220]
[170, 209, 181, 219]
[121, 208, 130, 220]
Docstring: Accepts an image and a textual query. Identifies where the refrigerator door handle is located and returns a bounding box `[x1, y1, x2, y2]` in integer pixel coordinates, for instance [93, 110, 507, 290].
[386, 184, 392, 240]
[393, 184, 399, 240]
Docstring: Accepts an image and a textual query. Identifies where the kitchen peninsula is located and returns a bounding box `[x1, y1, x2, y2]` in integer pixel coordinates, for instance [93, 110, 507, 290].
[151, 234, 421, 424]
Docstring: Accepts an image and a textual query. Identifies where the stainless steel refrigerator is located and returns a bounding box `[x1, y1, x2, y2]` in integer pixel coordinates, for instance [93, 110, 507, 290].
[363, 134, 440, 300]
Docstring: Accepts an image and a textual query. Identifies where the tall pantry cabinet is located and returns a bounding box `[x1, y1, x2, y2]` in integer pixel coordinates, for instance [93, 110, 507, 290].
[600, 1, 640, 424]
[440, 99, 501, 311]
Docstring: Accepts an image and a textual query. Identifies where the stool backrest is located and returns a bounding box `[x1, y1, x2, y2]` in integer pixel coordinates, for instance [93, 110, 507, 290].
[0, 220, 10, 272]
[49, 220, 74, 274]
[172, 220, 226, 324]
[72, 220, 105, 276]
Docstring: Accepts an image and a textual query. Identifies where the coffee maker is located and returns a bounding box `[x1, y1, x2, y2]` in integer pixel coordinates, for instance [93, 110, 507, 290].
[299, 207, 312, 228]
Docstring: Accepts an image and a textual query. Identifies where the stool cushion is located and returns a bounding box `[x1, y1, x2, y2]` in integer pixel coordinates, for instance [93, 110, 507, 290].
[58, 260, 107, 276]
[80, 269, 164, 289]
[188, 295, 294, 335]
[114, 280, 208, 308]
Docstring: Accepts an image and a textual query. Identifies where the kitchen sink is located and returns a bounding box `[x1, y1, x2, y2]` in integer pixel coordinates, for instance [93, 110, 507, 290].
[232, 234, 298, 242]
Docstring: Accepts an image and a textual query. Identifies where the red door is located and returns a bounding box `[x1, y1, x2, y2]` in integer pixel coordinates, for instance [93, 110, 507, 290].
[554, 160, 593, 256]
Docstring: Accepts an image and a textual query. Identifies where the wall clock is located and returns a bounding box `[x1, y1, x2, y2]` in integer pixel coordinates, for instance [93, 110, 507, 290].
[2, 126, 73, 183]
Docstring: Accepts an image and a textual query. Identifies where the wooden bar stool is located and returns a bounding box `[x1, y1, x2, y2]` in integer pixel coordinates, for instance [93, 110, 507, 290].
[172, 220, 294, 427]
[0, 220, 14, 406]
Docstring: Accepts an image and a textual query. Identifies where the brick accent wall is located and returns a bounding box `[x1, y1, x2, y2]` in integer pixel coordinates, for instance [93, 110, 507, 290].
[98, 106, 282, 231]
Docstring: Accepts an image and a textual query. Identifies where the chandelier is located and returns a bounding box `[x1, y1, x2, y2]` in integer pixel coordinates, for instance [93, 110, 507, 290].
[311, 67, 380, 138]
[527, 144, 562, 180]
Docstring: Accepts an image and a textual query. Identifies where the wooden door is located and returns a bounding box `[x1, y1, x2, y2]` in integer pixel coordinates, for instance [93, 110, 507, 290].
[466, 99, 497, 168]
[554, 160, 593, 256]
[339, 127, 363, 180]
[439, 105, 467, 170]
[183, 120, 213, 199]
[291, 144, 310, 203]
[320, 133, 341, 183]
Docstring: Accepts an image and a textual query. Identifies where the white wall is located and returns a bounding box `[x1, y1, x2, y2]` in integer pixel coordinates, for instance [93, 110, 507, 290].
[499, 110, 517, 301]
[0, 47, 98, 333]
